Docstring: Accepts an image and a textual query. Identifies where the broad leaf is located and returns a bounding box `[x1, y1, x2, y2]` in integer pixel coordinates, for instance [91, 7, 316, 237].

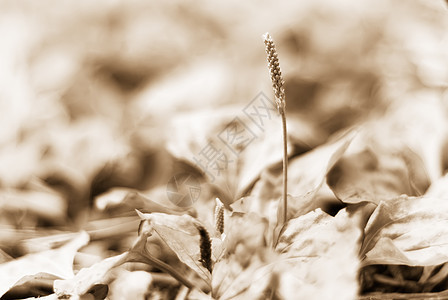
[54, 252, 127, 298]
[0, 231, 89, 297]
[361, 196, 448, 267]
[137, 211, 211, 286]
[327, 93, 447, 206]
[327, 145, 429, 205]
[211, 212, 274, 299]
[285, 130, 355, 218]
[166, 102, 319, 206]
[276, 208, 361, 300]
[212, 253, 278, 300]
[0, 272, 59, 299]
[250, 129, 355, 222]
[374, 94, 447, 182]
[94, 187, 196, 216]
[221, 211, 268, 256]
[247, 130, 355, 246]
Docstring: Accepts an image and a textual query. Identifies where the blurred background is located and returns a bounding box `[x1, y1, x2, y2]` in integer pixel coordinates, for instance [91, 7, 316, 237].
[0, 0, 448, 295]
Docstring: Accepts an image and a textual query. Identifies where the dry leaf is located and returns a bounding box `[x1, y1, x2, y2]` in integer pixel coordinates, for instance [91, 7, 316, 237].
[0, 231, 89, 297]
[361, 195, 448, 267]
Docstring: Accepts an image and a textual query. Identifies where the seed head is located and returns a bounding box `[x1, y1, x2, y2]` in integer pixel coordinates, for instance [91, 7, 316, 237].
[195, 223, 212, 273]
[263, 32, 286, 114]
[214, 198, 224, 235]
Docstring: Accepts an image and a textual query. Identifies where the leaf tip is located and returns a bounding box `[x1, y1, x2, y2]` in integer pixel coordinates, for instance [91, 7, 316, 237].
[135, 209, 147, 220]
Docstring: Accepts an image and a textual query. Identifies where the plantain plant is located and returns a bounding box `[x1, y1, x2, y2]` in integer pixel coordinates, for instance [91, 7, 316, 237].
[263, 32, 289, 242]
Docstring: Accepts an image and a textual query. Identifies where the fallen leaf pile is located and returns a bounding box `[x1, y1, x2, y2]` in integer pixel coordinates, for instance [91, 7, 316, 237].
[0, 0, 448, 299]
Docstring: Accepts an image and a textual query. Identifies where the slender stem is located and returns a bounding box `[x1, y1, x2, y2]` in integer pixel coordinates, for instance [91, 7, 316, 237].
[280, 108, 288, 223]
[263, 32, 288, 226]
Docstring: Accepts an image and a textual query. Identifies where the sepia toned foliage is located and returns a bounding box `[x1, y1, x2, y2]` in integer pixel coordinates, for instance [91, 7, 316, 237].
[0, 0, 448, 299]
